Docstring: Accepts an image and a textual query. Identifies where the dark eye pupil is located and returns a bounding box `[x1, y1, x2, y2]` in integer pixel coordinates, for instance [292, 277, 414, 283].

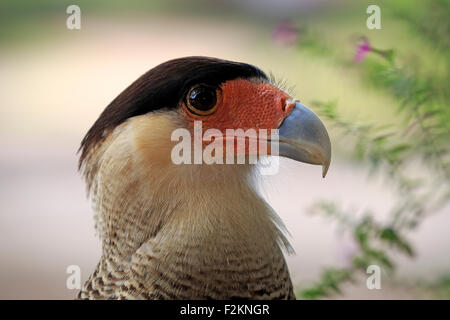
[189, 86, 217, 111]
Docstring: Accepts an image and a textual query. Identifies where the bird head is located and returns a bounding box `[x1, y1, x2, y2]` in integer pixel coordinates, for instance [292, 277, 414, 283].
[77, 57, 332, 300]
[79, 56, 331, 185]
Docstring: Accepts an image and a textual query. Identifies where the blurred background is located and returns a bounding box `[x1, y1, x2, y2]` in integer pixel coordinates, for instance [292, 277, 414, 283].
[0, 0, 449, 299]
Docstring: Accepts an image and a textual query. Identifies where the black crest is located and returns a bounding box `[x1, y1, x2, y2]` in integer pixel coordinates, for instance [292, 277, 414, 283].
[78, 56, 268, 167]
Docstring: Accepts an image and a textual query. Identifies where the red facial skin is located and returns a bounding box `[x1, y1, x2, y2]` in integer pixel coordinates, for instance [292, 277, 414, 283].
[181, 79, 295, 157]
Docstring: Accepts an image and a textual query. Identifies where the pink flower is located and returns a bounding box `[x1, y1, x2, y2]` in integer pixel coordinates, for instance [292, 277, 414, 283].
[354, 37, 372, 63]
[272, 20, 299, 47]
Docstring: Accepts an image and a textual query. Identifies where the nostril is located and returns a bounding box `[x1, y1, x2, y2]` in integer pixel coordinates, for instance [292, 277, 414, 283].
[283, 98, 296, 113]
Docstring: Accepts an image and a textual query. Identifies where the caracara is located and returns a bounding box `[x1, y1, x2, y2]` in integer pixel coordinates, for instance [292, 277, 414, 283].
[77, 56, 331, 300]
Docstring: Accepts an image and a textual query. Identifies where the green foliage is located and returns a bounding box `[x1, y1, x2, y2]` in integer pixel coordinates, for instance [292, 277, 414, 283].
[427, 276, 450, 300]
[298, 268, 352, 299]
[389, 0, 450, 54]
[296, 201, 414, 299]
[296, 0, 449, 299]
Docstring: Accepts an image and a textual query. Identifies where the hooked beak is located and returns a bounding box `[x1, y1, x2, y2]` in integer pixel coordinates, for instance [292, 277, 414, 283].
[277, 102, 331, 177]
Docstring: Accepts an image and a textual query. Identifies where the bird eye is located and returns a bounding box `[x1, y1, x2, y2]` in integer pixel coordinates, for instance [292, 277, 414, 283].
[186, 85, 218, 116]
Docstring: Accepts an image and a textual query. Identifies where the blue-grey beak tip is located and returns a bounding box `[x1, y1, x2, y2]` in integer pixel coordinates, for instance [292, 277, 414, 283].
[278, 102, 331, 178]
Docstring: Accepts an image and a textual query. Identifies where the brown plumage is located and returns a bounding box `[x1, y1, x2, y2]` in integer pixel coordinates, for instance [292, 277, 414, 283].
[77, 57, 330, 300]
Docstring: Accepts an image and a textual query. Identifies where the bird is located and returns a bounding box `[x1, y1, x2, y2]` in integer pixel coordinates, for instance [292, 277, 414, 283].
[77, 56, 331, 300]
